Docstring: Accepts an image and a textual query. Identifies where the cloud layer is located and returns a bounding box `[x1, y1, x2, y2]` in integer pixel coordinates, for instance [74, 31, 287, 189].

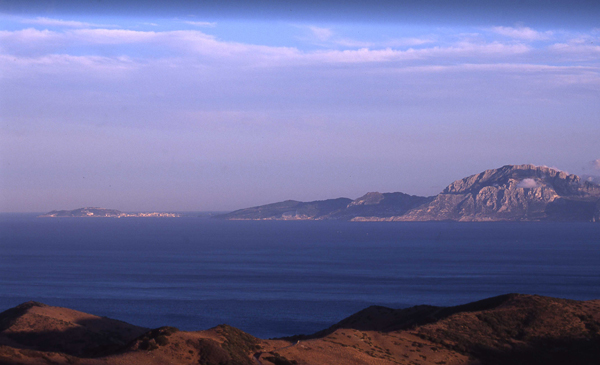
[1, 17, 599, 211]
[490, 26, 553, 40]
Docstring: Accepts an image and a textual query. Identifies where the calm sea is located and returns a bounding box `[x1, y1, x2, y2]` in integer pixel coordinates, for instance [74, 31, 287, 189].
[1, 214, 599, 338]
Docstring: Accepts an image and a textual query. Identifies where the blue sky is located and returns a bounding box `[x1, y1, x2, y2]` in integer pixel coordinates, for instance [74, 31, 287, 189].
[1, 1, 599, 212]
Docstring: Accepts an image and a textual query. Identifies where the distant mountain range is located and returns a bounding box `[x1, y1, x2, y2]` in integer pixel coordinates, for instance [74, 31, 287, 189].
[218, 164, 600, 222]
[40, 165, 600, 222]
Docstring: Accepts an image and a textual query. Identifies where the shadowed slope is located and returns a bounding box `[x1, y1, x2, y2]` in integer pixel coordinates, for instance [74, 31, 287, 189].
[413, 294, 600, 364]
[0, 301, 147, 357]
[1, 294, 599, 365]
[303, 294, 519, 339]
[216, 192, 432, 220]
[216, 198, 353, 220]
[333, 192, 433, 220]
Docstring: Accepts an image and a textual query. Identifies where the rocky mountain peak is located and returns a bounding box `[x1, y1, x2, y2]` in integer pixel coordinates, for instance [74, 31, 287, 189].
[397, 164, 600, 222]
[218, 164, 600, 222]
[442, 164, 597, 197]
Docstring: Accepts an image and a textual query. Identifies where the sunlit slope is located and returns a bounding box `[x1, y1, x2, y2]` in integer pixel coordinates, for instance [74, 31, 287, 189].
[2, 294, 600, 364]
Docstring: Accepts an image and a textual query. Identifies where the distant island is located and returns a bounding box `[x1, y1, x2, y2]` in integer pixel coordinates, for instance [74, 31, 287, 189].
[217, 164, 600, 222]
[1, 294, 599, 364]
[39, 207, 181, 218]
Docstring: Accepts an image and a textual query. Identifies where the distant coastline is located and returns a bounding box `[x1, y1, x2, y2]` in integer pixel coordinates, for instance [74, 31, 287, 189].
[39, 164, 600, 222]
[39, 207, 181, 218]
[218, 164, 600, 222]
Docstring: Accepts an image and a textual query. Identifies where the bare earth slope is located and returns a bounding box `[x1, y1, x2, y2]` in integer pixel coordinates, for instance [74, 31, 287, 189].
[1, 294, 599, 365]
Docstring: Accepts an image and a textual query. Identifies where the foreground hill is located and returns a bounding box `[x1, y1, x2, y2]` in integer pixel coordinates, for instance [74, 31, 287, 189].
[218, 164, 600, 222]
[1, 294, 599, 365]
[0, 302, 260, 365]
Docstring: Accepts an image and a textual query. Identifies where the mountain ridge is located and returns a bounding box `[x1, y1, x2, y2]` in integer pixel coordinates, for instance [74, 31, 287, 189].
[1, 294, 599, 365]
[218, 164, 600, 222]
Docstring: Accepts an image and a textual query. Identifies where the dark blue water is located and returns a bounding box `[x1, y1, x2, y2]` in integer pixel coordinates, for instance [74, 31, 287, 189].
[1, 214, 599, 338]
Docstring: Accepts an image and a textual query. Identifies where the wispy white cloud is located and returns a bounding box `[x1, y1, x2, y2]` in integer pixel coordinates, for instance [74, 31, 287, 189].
[183, 21, 217, 28]
[388, 63, 599, 74]
[517, 178, 540, 188]
[0, 28, 58, 42]
[0, 28, 64, 54]
[549, 40, 600, 59]
[21, 17, 116, 28]
[0, 27, 534, 67]
[70, 28, 161, 44]
[318, 41, 528, 64]
[383, 37, 436, 47]
[1, 20, 599, 213]
[333, 37, 435, 48]
[490, 26, 553, 41]
[308, 26, 333, 41]
[311, 47, 401, 63]
[0, 54, 138, 85]
[40, 54, 133, 68]
[333, 38, 374, 48]
[2, 25, 599, 76]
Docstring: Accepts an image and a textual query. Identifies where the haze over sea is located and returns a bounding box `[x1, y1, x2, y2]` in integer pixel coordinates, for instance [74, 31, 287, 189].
[1, 214, 600, 339]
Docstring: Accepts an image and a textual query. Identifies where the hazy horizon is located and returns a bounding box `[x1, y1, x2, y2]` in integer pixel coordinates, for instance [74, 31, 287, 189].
[1, 0, 599, 212]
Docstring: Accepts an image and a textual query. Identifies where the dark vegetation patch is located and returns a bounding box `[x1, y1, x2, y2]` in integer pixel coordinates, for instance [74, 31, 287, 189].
[196, 338, 231, 365]
[465, 337, 600, 365]
[215, 325, 261, 365]
[135, 326, 179, 352]
[299, 294, 519, 340]
[415, 296, 600, 365]
[5, 320, 140, 357]
[264, 352, 298, 365]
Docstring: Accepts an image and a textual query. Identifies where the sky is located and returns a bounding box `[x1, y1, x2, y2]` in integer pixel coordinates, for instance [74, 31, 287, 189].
[1, 1, 599, 212]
